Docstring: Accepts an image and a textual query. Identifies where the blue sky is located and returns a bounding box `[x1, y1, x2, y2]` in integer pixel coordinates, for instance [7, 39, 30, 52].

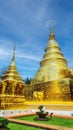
[0, 0, 73, 79]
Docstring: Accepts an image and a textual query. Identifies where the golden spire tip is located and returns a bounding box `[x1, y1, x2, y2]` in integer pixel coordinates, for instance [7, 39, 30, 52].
[12, 44, 16, 61]
[50, 20, 54, 33]
[49, 20, 55, 40]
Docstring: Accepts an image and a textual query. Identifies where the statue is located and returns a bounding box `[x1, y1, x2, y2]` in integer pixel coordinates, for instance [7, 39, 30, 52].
[33, 91, 43, 101]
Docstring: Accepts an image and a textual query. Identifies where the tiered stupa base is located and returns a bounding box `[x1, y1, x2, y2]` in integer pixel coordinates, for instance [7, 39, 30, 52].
[0, 95, 26, 110]
[25, 101, 73, 111]
[32, 78, 73, 101]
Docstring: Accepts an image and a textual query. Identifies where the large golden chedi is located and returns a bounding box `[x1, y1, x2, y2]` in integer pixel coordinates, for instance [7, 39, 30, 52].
[0, 46, 25, 109]
[32, 24, 73, 101]
[0, 24, 73, 111]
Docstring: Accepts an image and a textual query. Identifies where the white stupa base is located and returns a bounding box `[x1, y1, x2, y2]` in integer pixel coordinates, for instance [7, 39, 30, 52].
[0, 109, 73, 117]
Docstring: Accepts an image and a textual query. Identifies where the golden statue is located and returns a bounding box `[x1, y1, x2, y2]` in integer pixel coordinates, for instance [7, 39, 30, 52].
[33, 91, 44, 101]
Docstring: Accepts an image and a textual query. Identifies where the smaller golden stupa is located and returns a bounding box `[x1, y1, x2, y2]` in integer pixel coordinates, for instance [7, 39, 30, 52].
[0, 46, 25, 110]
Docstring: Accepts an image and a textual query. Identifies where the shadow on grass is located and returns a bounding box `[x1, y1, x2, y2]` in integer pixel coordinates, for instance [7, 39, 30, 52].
[34, 116, 50, 121]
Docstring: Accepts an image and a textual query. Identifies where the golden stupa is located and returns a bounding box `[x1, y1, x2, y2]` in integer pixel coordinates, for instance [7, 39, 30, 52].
[0, 23, 73, 111]
[0, 46, 25, 109]
[31, 23, 73, 102]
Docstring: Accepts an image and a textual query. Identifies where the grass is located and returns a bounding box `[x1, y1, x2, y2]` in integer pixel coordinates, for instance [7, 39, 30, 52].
[7, 122, 44, 130]
[0, 117, 43, 130]
[16, 115, 73, 128]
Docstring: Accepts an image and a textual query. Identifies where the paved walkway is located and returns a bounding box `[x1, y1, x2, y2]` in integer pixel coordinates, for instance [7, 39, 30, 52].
[53, 114, 73, 119]
[6, 112, 73, 119]
[6, 113, 73, 130]
[7, 118, 73, 130]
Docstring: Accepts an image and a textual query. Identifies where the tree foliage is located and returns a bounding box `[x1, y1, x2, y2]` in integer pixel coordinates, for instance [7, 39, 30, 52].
[24, 77, 32, 84]
[0, 67, 7, 79]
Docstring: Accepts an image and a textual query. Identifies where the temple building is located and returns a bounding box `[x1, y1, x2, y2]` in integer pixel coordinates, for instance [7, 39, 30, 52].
[0, 23, 73, 111]
[0, 46, 25, 109]
[31, 24, 73, 101]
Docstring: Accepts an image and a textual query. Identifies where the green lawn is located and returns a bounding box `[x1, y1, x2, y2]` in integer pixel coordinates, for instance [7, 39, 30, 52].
[7, 122, 44, 130]
[16, 115, 73, 128]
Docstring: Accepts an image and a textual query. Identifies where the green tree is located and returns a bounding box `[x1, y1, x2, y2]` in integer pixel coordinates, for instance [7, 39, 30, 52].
[24, 77, 32, 84]
[0, 67, 7, 79]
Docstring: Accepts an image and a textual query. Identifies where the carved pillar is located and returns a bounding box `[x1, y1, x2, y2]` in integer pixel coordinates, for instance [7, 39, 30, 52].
[0, 82, 2, 94]
[12, 81, 17, 95]
[2, 81, 7, 94]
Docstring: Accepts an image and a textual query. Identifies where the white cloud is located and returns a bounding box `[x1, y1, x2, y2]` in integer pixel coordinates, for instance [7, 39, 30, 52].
[0, 49, 9, 56]
[0, 38, 41, 61]
[17, 66, 37, 71]
[17, 53, 40, 61]
[0, 0, 73, 78]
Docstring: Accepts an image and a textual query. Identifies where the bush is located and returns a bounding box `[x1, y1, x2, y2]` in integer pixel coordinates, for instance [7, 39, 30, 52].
[0, 117, 9, 128]
[71, 113, 73, 116]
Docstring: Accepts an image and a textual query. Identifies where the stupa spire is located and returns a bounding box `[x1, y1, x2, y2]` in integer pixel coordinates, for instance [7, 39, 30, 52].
[49, 21, 55, 40]
[12, 45, 15, 61]
[11, 45, 16, 66]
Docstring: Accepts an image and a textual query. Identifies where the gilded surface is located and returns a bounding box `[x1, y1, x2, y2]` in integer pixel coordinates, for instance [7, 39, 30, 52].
[31, 24, 73, 102]
[0, 46, 25, 109]
[0, 25, 73, 110]
[32, 28, 68, 83]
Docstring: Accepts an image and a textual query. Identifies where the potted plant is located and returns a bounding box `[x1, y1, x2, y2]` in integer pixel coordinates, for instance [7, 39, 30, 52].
[36, 105, 48, 120]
